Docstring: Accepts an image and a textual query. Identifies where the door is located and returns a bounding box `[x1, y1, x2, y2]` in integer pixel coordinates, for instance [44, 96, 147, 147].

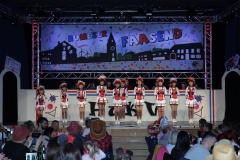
[170, 53, 176, 60]
[186, 54, 189, 60]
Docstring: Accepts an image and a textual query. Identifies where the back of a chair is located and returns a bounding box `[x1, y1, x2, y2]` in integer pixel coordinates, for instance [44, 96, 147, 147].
[153, 146, 169, 160]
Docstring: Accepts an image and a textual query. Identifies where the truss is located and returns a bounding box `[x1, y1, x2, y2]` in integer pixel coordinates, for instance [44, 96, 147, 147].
[205, 19, 212, 89]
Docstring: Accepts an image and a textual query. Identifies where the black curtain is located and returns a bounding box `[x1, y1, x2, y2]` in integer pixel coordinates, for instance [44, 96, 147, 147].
[3, 71, 18, 124]
[223, 71, 240, 122]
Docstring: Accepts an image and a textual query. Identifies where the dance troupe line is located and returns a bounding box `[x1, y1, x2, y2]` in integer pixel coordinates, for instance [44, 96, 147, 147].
[35, 75, 197, 124]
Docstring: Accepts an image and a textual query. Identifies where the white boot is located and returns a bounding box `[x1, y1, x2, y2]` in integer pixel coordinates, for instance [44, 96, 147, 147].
[65, 119, 68, 123]
[189, 119, 192, 123]
[139, 119, 142, 124]
[115, 120, 118, 124]
[117, 120, 120, 124]
[175, 119, 177, 122]
[137, 119, 139, 124]
[191, 119, 194, 123]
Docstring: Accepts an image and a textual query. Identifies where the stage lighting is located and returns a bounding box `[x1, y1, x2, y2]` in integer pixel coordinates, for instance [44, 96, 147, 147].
[11, 18, 17, 26]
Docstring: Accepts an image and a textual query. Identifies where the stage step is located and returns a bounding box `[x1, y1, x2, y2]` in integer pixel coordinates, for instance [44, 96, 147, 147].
[113, 142, 148, 150]
[112, 136, 146, 143]
[114, 155, 148, 160]
[111, 129, 150, 137]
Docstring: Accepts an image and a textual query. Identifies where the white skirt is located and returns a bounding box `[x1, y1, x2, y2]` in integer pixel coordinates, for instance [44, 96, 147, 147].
[134, 99, 145, 106]
[61, 102, 69, 108]
[96, 97, 108, 104]
[185, 99, 198, 108]
[78, 101, 87, 108]
[113, 99, 122, 107]
[35, 105, 46, 110]
[155, 99, 166, 107]
[169, 98, 180, 105]
[121, 99, 128, 106]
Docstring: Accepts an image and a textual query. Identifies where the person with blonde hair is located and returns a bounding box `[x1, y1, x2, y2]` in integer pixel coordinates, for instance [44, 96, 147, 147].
[166, 129, 180, 154]
[82, 141, 101, 160]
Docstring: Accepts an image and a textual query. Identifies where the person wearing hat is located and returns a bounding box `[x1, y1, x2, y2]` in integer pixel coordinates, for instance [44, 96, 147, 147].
[77, 80, 87, 123]
[85, 120, 112, 153]
[154, 77, 167, 119]
[113, 79, 122, 124]
[169, 78, 180, 123]
[185, 77, 197, 123]
[36, 85, 46, 118]
[96, 75, 108, 121]
[3, 126, 42, 160]
[180, 82, 187, 90]
[120, 79, 128, 123]
[133, 77, 145, 124]
[67, 121, 83, 136]
[60, 83, 69, 123]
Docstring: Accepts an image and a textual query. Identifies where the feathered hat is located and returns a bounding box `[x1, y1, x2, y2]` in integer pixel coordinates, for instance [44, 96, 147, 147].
[136, 77, 144, 83]
[121, 79, 126, 83]
[188, 77, 195, 83]
[60, 83, 67, 88]
[98, 75, 106, 82]
[78, 80, 85, 86]
[156, 77, 164, 83]
[170, 78, 177, 83]
[113, 79, 121, 85]
[161, 116, 169, 130]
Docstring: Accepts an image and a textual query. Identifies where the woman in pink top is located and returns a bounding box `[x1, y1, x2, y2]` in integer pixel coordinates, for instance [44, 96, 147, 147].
[82, 141, 102, 160]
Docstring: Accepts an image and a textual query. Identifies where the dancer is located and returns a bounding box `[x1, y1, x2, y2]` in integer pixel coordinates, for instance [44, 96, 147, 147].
[113, 79, 122, 124]
[133, 77, 145, 124]
[96, 75, 108, 120]
[154, 77, 167, 118]
[185, 77, 197, 123]
[36, 86, 46, 118]
[60, 83, 69, 123]
[77, 80, 87, 123]
[120, 79, 128, 123]
[169, 78, 180, 122]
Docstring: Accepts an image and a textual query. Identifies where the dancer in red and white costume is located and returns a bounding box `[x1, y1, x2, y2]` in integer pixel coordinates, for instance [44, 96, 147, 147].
[60, 83, 69, 123]
[113, 79, 122, 124]
[169, 78, 180, 122]
[96, 75, 108, 120]
[185, 77, 197, 123]
[120, 79, 128, 123]
[77, 80, 87, 123]
[36, 86, 46, 118]
[154, 77, 167, 118]
[133, 77, 145, 124]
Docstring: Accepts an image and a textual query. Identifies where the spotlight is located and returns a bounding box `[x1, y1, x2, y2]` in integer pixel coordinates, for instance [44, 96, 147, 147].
[11, 18, 17, 26]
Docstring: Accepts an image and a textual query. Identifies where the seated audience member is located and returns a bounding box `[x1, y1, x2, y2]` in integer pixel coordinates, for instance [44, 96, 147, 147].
[54, 143, 82, 160]
[184, 133, 217, 160]
[194, 83, 201, 89]
[107, 81, 113, 90]
[23, 120, 35, 135]
[116, 148, 133, 160]
[85, 120, 112, 153]
[34, 117, 48, 135]
[198, 118, 207, 137]
[3, 126, 42, 160]
[203, 123, 213, 136]
[66, 121, 90, 143]
[158, 125, 173, 147]
[46, 137, 60, 160]
[180, 82, 186, 90]
[125, 79, 133, 90]
[171, 131, 190, 160]
[42, 127, 55, 147]
[142, 82, 149, 90]
[82, 119, 91, 137]
[152, 82, 158, 90]
[234, 124, 240, 146]
[73, 137, 84, 155]
[0, 153, 10, 160]
[166, 129, 180, 154]
[87, 82, 96, 90]
[51, 120, 59, 132]
[206, 139, 240, 160]
[72, 80, 80, 89]
[82, 141, 101, 160]
[219, 122, 236, 142]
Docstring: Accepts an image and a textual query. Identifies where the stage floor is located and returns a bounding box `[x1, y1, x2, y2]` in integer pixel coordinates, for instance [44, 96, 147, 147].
[1, 121, 222, 129]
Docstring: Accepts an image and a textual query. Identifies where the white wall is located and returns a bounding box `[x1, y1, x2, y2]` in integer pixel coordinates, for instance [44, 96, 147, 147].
[214, 90, 225, 122]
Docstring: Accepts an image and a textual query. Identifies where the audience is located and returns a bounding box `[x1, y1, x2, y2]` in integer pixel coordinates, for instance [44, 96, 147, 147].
[85, 120, 112, 152]
[22, 120, 35, 136]
[219, 122, 236, 142]
[82, 141, 101, 160]
[142, 82, 149, 90]
[42, 127, 55, 147]
[87, 82, 96, 90]
[125, 79, 133, 90]
[3, 126, 42, 160]
[152, 82, 158, 90]
[234, 124, 240, 146]
[46, 137, 60, 160]
[184, 132, 217, 160]
[82, 119, 91, 137]
[107, 81, 113, 90]
[203, 123, 213, 136]
[67, 121, 83, 137]
[72, 80, 80, 89]
[180, 82, 186, 90]
[51, 120, 59, 132]
[171, 131, 190, 160]
[166, 129, 180, 154]
[158, 125, 173, 147]
[35, 117, 48, 135]
[54, 143, 82, 160]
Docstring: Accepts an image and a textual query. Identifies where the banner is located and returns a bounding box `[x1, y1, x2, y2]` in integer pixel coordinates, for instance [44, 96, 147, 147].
[4, 56, 21, 75]
[44, 91, 61, 120]
[40, 24, 204, 71]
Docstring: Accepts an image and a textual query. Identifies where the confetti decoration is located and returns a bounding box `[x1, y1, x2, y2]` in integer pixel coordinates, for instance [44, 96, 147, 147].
[199, 30, 202, 32]
[185, 25, 188, 28]
[45, 39, 48, 42]
[128, 26, 132, 28]
[173, 41, 176, 44]
[119, 27, 122, 31]
[160, 25, 163, 29]
[154, 27, 158, 29]
[193, 26, 197, 28]
[90, 29, 93, 31]
[123, 25, 126, 29]
[42, 26, 46, 30]
[58, 34, 61, 37]
[60, 26, 64, 29]
[161, 43, 164, 47]
[75, 26, 79, 28]
[83, 27, 86, 30]
[92, 41, 95, 45]
[68, 26, 70, 30]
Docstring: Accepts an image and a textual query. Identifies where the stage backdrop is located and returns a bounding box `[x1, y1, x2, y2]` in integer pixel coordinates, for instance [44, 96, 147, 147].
[40, 24, 204, 71]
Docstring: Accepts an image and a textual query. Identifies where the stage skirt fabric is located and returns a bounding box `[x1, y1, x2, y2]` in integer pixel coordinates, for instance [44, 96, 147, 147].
[155, 99, 166, 107]
[96, 97, 108, 104]
[121, 99, 128, 106]
[169, 98, 180, 105]
[78, 101, 87, 108]
[185, 99, 198, 108]
[113, 99, 122, 107]
[134, 99, 145, 106]
[35, 105, 46, 110]
[61, 102, 69, 108]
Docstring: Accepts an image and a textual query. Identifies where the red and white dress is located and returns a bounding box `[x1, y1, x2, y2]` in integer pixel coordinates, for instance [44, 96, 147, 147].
[113, 88, 122, 107]
[133, 86, 145, 106]
[77, 89, 87, 108]
[120, 87, 128, 106]
[154, 86, 167, 107]
[36, 94, 46, 110]
[185, 86, 198, 107]
[169, 87, 180, 104]
[60, 91, 69, 108]
[96, 85, 108, 104]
